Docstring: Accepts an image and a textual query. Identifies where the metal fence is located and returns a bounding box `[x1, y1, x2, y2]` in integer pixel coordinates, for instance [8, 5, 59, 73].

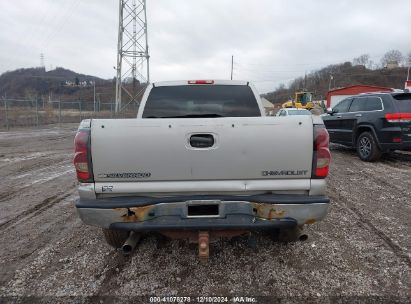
[0, 99, 138, 130]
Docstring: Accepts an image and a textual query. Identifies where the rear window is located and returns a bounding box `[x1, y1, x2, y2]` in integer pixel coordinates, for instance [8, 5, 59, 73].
[142, 85, 260, 118]
[392, 93, 411, 112]
[287, 109, 311, 115]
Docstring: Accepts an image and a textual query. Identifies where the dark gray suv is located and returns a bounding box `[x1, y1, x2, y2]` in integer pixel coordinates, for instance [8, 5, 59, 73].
[322, 92, 411, 161]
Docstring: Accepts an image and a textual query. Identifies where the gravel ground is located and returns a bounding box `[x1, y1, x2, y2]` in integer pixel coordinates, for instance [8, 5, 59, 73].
[0, 125, 410, 303]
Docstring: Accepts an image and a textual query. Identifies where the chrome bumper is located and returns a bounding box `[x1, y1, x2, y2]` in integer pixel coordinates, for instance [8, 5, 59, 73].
[76, 195, 330, 230]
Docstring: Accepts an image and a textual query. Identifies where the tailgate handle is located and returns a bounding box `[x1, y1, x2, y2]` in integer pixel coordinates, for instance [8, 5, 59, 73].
[190, 134, 214, 148]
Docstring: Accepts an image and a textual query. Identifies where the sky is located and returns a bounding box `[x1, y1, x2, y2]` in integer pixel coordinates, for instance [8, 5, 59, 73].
[0, 0, 410, 93]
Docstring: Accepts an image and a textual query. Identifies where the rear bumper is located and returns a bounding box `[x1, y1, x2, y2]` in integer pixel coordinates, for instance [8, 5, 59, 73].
[75, 194, 330, 231]
[109, 215, 298, 231]
[380, 141, 411, 151]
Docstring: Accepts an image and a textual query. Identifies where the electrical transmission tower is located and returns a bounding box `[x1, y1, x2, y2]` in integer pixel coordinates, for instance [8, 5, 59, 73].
[115, 0, 150, 112]
[40, 53, 45, 69]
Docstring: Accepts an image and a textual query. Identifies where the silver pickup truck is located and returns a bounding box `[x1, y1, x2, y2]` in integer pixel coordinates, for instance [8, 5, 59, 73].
[73, 80, 331, 259]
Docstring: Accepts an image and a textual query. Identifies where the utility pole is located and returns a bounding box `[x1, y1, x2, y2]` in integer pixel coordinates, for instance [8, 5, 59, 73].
[230, 55, 233, 80]
[328, 74, 333, 91]
[303, 71, 307, 89]
[115, 0, 150, 113]
[93, 81, 96, 112]
[406, 58, 411, 91]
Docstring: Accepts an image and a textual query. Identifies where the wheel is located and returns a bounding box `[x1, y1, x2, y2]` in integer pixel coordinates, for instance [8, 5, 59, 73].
[356, 132, 382, 162]
[102, 228, 129, 248]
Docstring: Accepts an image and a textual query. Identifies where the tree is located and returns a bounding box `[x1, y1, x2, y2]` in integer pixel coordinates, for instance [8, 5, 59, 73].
[74, 77, 80, 86]
[24, 88, 37, 100]
[406, 51, 411, 65]
[380, 50, 403, 67]
[353, 54, 370, 66]
[277, 83, 286, 90]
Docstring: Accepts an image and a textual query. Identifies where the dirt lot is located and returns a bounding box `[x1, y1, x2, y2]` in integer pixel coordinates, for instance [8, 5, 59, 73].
[0, 124, 410, 303]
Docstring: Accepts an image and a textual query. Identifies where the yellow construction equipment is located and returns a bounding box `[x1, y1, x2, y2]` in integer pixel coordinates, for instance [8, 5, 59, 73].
[282, 91, 315, 110]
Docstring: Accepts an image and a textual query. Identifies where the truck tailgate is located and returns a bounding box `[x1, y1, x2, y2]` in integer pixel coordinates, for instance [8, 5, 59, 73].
[91, 116, 313, 193]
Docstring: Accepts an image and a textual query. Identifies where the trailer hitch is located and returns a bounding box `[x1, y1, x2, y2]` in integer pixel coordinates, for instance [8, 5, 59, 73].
[198, 231, 209, 262]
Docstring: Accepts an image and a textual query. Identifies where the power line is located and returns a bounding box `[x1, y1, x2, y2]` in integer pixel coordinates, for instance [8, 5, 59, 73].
[21, 0, 70, 56]
[234, 52, 390, 68]
[17, 0, 82, 70]
[237, 67, 307, 73]
[252, 78, 296, 83]
[38, 0, 82, 52]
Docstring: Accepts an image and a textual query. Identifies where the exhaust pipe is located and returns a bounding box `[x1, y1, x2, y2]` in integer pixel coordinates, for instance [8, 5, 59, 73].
[298, 233, 308, 241]
[121, 231, 141, 256]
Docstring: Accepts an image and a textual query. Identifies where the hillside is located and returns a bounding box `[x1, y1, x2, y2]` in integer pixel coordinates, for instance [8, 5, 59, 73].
[0, 67, 116, 103]
[263, 62, 409, 105]
[1, 63, 409, 107]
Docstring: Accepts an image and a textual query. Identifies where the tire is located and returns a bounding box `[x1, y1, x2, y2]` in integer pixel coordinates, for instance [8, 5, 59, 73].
[356, 132, 382, 162]
[102, 228, 129, 248]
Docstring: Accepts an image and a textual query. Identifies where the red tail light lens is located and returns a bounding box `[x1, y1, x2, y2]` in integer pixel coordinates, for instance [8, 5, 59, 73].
[312, 125, 331, 178]
[74, 152, 90, 180]
[74, 130, 93, 182]
[385, 113, 411, 123]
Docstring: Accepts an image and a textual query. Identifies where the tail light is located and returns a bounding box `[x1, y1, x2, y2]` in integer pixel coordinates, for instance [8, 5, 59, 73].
[74, 128, 93, 182]
[385, 113, 411, 123]
[312, 125, 331, 178]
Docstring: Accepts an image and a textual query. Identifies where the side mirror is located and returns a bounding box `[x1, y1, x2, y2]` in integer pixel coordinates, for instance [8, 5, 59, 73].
[326, 108, 334, 115]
